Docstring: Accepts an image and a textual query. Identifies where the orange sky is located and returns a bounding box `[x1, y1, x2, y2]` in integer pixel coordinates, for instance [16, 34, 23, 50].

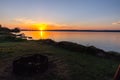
[0, 0, 120, 30]
[3, 22, 120, 30]
[1, 17, 119, 30]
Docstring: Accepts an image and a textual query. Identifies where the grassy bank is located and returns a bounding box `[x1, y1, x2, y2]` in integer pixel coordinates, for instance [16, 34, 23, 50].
[0, 40, 119, 80]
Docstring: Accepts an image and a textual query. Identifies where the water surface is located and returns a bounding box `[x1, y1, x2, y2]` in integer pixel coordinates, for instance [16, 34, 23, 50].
[21, 31, 120, 52]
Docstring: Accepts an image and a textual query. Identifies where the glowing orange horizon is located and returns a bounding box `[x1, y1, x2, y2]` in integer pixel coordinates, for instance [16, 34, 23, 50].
[33, 23, 47, 30]
[3, 23, 120, 30]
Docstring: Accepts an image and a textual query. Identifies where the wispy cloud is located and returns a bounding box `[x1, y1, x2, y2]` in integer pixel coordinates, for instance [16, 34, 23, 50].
[13, 17, 72, 29]
[14, 18, 68, 26]
[112, 21, 120, 25]
[14, 17, 36, 24]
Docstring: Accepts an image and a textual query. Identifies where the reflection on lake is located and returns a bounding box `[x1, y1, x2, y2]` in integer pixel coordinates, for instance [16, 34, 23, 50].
[21, 31, 120, 52]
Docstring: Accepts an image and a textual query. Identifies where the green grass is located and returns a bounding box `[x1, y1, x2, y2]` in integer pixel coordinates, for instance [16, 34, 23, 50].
[0, 41, 119, 80]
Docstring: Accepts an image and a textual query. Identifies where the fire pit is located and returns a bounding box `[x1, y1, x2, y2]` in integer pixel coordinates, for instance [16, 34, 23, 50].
[13, 54, 48, 75]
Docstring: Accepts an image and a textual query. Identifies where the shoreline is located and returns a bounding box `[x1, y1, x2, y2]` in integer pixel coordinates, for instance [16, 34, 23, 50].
[0, 38, 120, 61]
[36, 39, 120, 61]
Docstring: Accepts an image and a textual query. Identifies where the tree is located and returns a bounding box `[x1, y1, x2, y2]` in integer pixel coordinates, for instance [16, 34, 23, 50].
[11, 27, 20, 33]
[0, 24, 2, 28]
[0, 25, 11, 33]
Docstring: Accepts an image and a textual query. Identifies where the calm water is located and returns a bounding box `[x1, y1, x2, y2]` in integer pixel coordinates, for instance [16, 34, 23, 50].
[21, 31, 120, 52]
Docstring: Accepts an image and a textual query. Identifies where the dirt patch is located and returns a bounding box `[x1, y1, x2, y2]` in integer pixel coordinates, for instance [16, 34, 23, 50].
[0, 54, 69, 80]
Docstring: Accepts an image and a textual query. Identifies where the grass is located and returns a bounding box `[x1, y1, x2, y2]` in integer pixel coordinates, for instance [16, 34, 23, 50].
[0, 41, 119, 80]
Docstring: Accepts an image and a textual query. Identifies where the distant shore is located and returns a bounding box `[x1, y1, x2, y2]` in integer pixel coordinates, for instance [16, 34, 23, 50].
[21, 29, 120, 32]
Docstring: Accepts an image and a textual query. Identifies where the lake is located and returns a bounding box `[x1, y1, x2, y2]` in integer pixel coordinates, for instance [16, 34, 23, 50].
[21, 31, 120, 52]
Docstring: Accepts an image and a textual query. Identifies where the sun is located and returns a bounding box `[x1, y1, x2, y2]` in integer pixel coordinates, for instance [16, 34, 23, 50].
[35, 23, 47, 31]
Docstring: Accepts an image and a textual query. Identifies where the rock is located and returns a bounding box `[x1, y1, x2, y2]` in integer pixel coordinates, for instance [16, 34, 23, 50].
[39, 39, 56, 45]
[86, 46, 106, 56]
[12, 54, 48, 75]
[97, 52, 106, 57]
[57, 41, 86, 52]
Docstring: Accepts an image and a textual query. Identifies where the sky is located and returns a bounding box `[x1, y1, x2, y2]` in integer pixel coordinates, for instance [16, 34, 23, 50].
[0, 0, 120, 30]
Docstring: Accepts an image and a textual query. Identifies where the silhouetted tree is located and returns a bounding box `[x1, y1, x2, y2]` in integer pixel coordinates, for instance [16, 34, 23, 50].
[0, 25, 27, 42]
[0, 26, 11, 33]
[0, 24, 2, 28]
[11, 27, 20, 33]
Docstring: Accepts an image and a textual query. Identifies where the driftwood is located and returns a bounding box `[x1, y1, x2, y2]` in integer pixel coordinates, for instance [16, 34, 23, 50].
[114, 65, 120, 80]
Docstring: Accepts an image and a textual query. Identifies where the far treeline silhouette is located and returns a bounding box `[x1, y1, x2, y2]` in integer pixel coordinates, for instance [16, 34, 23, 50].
[0, 24, 29, 42]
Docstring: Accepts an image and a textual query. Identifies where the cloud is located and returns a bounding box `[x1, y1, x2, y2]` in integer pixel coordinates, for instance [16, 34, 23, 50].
[14, 17, 57, 26]
[13, 17, 73, 29]
[112, 21, 120, 25]
[14, 17, 36, 24]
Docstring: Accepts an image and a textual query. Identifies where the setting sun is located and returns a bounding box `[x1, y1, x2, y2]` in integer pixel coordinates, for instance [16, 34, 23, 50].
[34, 23, 47, 31]
[0, 0, 120, 80]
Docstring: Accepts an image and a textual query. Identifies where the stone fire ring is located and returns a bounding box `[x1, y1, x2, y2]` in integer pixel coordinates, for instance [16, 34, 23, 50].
[12, 54, 48, 75]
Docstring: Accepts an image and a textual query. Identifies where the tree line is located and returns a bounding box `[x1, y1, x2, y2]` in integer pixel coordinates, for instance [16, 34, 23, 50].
[0, 24, 30, 42]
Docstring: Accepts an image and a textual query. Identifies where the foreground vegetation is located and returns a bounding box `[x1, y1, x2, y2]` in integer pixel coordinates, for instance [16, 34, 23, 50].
[0, 26, 120, 80]
[0, 40, 119, 80]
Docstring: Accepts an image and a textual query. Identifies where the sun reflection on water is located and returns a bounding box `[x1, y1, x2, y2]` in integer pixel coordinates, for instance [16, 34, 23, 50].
[40, 30, 43, 39]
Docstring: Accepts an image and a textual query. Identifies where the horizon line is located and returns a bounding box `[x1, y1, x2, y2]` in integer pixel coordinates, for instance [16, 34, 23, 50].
[21, 29, 120, 32]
